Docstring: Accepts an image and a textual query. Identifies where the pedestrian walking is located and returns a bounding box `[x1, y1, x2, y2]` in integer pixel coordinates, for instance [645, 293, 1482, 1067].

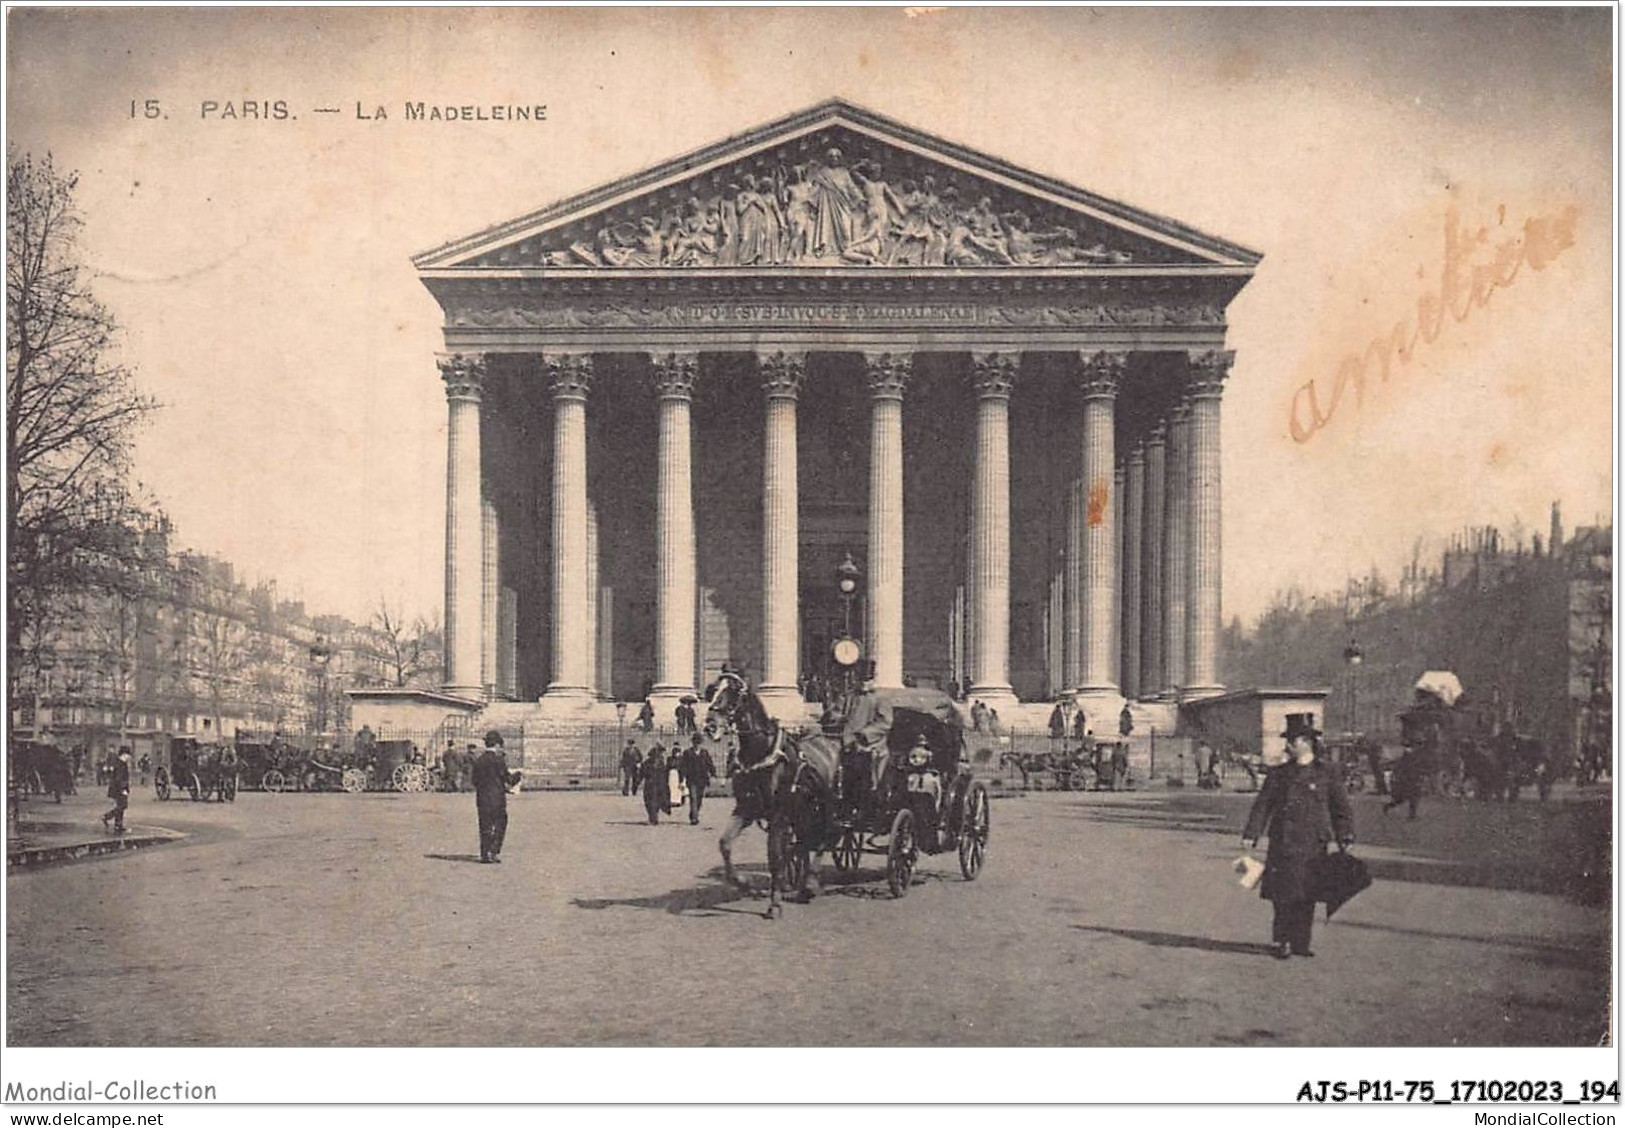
[101, 746, 132, 834]
[1048, 701, 1068, 754]
[641, 744, 669, 825]
[472, 730, 520, 863]
[1072, 707, 1089, 745]
[681, 733, 716, 825]
[620, 739, 643, 796]
[1242, 714, 1354, 959]
[636, 699, 656, 733]
[1195, 737, 1216, 789]
[1383, 749, 1423, 819]
[1110, 738, 1129, 791]
[137, 753, 150, 787]
[1118, 704, 1134, 738]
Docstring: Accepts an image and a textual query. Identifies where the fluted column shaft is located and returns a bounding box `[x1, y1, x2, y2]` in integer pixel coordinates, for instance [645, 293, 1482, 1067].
[1140, 425, 1166, 697]
[650, 353, 698, 699]
[440, 354, 484, 698]
[480, 495, 499, 698]
[497, 587, 518, 699]
[546, 354, 593, 698]
[969, 353, 1017, 700]
[1161, 401, 1191, 699]
[1113, 464, 1125, 689]
[1064, 478, 1083, 692]
[585, 501, 600, 698]
[865, 353, 910, 689]
[1185, 350, 1232, 697]
[1076, 351, 1123, 698]
[759, 352, 804, 710]
[1121, 445, 1145, 700]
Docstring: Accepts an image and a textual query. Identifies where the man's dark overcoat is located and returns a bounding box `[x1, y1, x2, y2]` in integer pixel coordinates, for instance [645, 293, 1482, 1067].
[472, 747, 518, 810]
[1242, 758, 1353, 903]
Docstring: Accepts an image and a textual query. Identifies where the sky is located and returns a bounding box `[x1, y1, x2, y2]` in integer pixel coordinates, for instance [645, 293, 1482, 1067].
[6, 6, 1614, 629]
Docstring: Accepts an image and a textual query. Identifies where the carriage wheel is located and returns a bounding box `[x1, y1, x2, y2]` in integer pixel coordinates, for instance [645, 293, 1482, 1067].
[393, 763, 428, 793]
[186, 773, 202, 801]
[832, 825, 863, 872]
[341, 769, 367, 794]
[263, 770, 285, 793]
[154, 768, 171, 801]
[958, 782, 990, 881]
[886, 807, 917, 899]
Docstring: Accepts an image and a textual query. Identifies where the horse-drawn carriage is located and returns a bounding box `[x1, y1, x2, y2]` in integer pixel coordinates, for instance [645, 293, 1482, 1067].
[706, 674, 990, 916]
[359, 740, 433, 793]
[827, 688, 991, 896]
[155, 738, 236, 801]
[11, 740, 73, 802]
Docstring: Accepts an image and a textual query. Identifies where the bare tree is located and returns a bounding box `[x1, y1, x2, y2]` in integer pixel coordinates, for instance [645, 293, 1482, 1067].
[372, 597, 439, 688]
[193, 608, 250, 739]
[7, 151, 157, 719]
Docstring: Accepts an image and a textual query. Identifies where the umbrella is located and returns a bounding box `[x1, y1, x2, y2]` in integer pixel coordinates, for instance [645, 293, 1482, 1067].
[679, 694, 698, 705]
[1314, 849, 1373, 919]
[1414, 670, 1464, 708]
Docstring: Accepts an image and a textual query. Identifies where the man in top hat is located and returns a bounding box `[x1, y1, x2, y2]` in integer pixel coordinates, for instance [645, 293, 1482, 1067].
[1242, 714, 1354, 959]
[101, 746, 132, 834]
[471, 730, 521, 863]
[640, 743, 669, 825]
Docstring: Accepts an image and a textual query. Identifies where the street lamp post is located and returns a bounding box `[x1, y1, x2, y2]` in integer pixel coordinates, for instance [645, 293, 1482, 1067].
[832, 552, 863, 714]
[309, 635, 332, 739]
[1343, 640, 1364, 735]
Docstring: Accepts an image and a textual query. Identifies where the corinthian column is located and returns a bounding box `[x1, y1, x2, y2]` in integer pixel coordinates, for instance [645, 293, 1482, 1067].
[651, 353, 698, 713]
[1064, 478, 1083, 692]
[758, 351, 805, 717]
[480, 494, 499, 699]
[1121, 443, 1145, 700]
[585, 501, 600, 698]
[1075, 350, 1124, 704]
[439, 353, 485, 699]
[1113, 463, 1125, 689]
[1184, 350, 1232, 699]
[1161, 399, 1191, 700]
[1140, 423, 1166, 698]
[544, 353, 593, 702]
[968, 352, 1018, 708]
[865, 352, 910, 689]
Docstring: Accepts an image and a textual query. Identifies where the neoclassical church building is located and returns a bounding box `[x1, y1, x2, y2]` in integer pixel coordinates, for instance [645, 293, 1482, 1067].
[413, 100, 1259, 727]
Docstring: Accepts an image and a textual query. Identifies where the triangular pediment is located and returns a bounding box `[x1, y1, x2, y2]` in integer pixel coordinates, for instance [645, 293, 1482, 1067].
[414, 99, 1260, 272]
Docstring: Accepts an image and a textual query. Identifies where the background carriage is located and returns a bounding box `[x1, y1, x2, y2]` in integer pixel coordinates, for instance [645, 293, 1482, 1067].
[154, 737, 205, 801]
[363, 739, 434, 792]
[817, 688, 990, 898]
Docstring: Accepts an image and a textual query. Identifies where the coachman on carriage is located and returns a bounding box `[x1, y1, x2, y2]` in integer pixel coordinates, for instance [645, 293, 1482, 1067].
[705, 669, 989, 919]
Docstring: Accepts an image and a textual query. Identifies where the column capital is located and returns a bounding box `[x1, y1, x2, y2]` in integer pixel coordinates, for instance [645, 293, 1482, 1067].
[1078, 349, 1128, 399]
[969, 352, 1018, 400]
[863, 351, 912, 400]
[438, 353, 486, 402]
[1186, 349, 1234, 399]
[1169, 398, 1194, 427]
[758, 350, 806, 400]
[650, 351, 699, 401]
[543, 353, 594, 401]
[1127, 442, 1146, 467]
[1145, 421, 1167, 447]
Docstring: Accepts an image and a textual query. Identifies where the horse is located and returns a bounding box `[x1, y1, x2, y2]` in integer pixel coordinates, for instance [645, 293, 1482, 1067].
[704, 670, 839, 920]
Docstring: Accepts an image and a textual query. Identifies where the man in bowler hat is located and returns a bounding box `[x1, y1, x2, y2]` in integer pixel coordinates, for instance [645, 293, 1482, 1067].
[1242, 714, 1354, 958]
[472, 730, 520, 863]
[680, 733, 716, 825]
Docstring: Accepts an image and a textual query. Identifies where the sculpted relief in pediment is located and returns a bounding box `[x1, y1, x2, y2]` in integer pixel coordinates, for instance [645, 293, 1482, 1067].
[469, 128, 1168, 270]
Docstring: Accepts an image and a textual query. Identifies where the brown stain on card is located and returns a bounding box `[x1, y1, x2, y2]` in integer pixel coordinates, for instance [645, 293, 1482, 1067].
[1086, 478, 1109, 527]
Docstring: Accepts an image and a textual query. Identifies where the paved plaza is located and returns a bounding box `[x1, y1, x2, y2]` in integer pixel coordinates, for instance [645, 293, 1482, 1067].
[7, 784, 1610, 1046]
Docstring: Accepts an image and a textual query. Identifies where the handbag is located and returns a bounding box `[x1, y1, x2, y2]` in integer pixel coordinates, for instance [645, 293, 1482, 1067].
[1312, 849, 1372, 918]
